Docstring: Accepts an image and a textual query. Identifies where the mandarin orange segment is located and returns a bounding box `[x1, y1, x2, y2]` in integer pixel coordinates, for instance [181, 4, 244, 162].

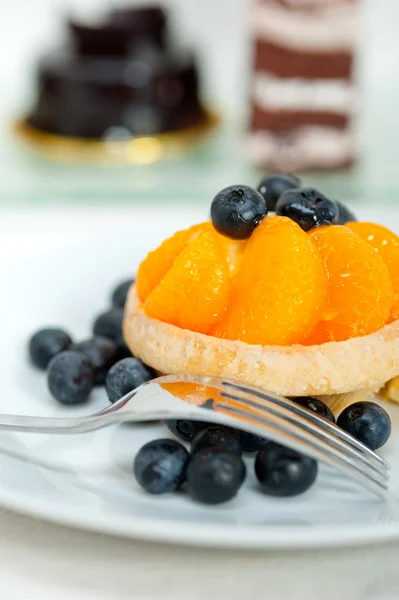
[308, 225, 393, 342]
[301, 321, 331, 345]
[160, 382, 216, 406]
[144, 230, 231, 334]
[346, 222, 399, 322]
[216, 236, 247, 276]
[213, 215, 328, 345]
[161, 382, 226, 407]
[137, 222, 211, 302]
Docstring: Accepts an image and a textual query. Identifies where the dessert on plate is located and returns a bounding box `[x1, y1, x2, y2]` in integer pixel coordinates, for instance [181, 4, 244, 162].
[123, 175, 399, 411]
[27, 174, 396, 502]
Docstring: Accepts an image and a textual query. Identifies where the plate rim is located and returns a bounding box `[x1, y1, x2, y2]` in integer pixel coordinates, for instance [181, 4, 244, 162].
[1, 485, 398, 550]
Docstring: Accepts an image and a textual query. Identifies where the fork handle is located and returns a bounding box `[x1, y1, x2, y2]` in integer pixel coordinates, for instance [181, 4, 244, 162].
[0, 385, 171, 434]
[0, 412, 120, 434]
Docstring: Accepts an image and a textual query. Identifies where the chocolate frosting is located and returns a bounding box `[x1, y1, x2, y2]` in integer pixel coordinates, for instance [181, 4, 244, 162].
[26, 6, 206, 139]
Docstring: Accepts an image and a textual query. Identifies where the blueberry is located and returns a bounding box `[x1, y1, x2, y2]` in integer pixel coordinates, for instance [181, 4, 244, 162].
[255, 442, 318, 497]
[337, 401, 391, 450]
[186, 448, 246, 505]
[133, 439, 189, 494]
[70, 337, 119, 386]
[191, 425, 242, 455]
[47, 350, 94, 405]
[92, 308, 123, 342]
[275, 187, 338, 231]
[336, 200, 357, 225]
[116, 340, 133, 360]
[293, 396, 335, 423]
[257, 173, 300, 212]
[28, 327, 72, 370]
[167, 419, 211, 443]
[105, 357, 154, 403]
[238, 430, 269, 453]
[211, 185, 267, 240]
[111, 278, 135, 309]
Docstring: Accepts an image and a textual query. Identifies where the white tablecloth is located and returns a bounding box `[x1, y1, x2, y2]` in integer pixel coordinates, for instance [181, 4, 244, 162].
[1, 507, 399, 600]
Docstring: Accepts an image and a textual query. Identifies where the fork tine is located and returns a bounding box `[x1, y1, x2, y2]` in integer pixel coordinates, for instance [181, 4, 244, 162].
[223, 381, 389, 470]
[150, 374, 390, 497]
[218, 391, 388, 484]
[217, 402, 389, 498]
[220, 389, 388, 483]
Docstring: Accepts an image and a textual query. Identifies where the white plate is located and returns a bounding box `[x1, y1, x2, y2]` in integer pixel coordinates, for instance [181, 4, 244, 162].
[2, 204, 399, 550]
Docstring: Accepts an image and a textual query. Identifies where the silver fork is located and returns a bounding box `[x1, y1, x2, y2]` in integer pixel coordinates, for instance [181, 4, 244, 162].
[0, 374, 390, 498]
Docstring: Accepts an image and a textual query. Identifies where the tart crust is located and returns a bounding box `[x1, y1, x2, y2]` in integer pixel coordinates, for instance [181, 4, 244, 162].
[124, 285, 399, 398]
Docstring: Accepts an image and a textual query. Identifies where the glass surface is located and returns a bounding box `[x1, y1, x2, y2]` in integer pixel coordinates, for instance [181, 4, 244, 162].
[1, 0, 398, 209]
[1, 84, 399, 208]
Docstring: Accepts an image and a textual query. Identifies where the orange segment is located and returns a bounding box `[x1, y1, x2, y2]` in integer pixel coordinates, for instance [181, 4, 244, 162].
[161, 382, 264, 422]
[346, 222, 399, 322]
[161, 382, 217, 406]
[161, 381, 230, 408]
[301, 321, 330, 345]
[137, 222, 211, 302]
[308, 225, 393, 342]
[216, 236, 247, 276]
[213, 215, 328, 345]
[144, 230, 231, 334]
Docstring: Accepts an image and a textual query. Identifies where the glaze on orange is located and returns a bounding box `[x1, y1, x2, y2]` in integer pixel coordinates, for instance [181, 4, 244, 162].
[136, 217, 397, 346]
[308, 225, 393, 342]
[214, 216, 328, 345]
[137, 222, 211, 302]
[346, 222, 399, 322]
[144, 230, 231, 334]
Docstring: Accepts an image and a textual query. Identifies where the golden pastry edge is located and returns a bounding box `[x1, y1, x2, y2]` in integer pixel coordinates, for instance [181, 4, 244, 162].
[123, 285, 399, 400]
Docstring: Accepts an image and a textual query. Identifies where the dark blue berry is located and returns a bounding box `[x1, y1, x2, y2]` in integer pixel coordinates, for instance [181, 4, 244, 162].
[275, 187, 338, 231]
[257, 173, 300, 211]
[116, 340, 133, 360]
[255, 442, 318, 497]
[111, 278, 135, 309]
[47, 350, 94, 405]
[167, 419, 211, 443]
[28, 327, 72, 370]
[336, 200, 357, 225]
[211, 185, 267, 240]
[93, 308, 123, 342]
[133, 439, 189, 494]
[293, 396, 335, 423]
[105, 357, 153, 403]
[191, 425, 242, 455]
[337, 402, 391, 450]
[238, 430, 269, 453]
[186, 448, 246, 504]
[70, 337, 119, 386]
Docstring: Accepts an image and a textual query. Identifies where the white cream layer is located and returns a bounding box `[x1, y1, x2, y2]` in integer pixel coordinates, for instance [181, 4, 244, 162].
[252, 1, 358, 52]
[253, 73, 355, 113]
[246, 127, 356, 170]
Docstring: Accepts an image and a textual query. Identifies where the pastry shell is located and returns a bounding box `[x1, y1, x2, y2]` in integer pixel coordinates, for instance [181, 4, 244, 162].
[124, 285, 399, 399]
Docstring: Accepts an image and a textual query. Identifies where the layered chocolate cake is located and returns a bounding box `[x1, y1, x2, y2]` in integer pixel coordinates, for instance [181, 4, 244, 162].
[20, 6, 211, 157]
[247, 0, 359, 171]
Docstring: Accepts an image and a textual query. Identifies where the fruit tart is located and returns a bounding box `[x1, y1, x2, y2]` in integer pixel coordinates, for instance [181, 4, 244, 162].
[123, 177, 399, 411]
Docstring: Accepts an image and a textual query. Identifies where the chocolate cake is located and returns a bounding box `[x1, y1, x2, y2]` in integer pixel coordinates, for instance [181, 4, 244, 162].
[247, 0, 359, 171]
[24, 6, 208, 142]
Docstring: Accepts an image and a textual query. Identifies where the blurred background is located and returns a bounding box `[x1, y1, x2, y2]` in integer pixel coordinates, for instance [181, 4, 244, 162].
[1, 0, 399, 206]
